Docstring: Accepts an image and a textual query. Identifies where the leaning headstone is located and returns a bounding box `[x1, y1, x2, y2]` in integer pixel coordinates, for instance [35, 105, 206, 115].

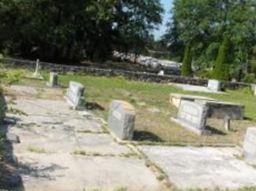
[65, 81, 85, 110]
[47, 72, 58, 88]
[32, 59, 43, 80]
[243, 127, 256, 165]
[207, 79, 222, 92]
[108, 100, 135, 140]
[171, 100, 209, 135]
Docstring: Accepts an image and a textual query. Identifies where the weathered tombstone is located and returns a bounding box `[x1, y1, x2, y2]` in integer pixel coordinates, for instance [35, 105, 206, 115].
[47, 72, 58, 88]
[32, 59, 43, 79]
[207, 79, 222, 92]
[65, 81, 85, 110]
[243, 127, 256, 165]
[171, 100, 209, 135]
[108, 100, 135, 140]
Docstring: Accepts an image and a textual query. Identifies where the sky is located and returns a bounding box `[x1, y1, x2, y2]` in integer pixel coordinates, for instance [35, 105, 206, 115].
[154, 0, 174, 40]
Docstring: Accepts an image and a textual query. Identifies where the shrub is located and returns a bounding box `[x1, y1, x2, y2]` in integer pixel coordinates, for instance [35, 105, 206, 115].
[181, 43, 193, 77]
[242, 73, 256, 83]
[195, 69, 212, 79]
[212, 37, 230, 81]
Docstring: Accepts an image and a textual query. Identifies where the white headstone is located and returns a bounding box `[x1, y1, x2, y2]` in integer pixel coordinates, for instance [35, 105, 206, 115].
[47, 72, 58, 87]
[65, 81, 85, 110]
[32, 59, 43, 79]
[171, 100, 209, 135]
[207, 79, 221, 92]
[251, 84, 256, 96]
[243, 127, 256, 165]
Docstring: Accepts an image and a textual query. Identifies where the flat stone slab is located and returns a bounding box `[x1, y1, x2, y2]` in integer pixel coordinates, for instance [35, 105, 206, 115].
[16, 154, 162, 191]
[139, 146, 256, 190]
[10, 99, 103, 133]
[6, 95, 163, 190]
[170, 83, 224, 94]
[170, 93, 215, 108]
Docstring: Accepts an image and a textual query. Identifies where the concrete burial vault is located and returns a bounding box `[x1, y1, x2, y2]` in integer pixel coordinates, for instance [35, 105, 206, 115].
[171, 94, 244, 135]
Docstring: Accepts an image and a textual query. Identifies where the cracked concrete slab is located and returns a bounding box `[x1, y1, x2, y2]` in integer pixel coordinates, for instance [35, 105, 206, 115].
[16, 154, 162, 191]
[5, 91, 163, 191]
[139, 146, 256, 190]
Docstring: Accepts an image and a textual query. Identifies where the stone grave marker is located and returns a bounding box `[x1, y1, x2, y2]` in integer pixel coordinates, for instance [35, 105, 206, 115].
[251, 84, 256, 96]
[32, 59, 43, 79]
[243, 127, 256, 165]
[170, 93, 215, 108]
[108, 100, 135, 140]
[171, 100, 209, 135]
[171, 96, 244, 135]
[208, 79, 222, 92]
[47, 72, 59, 88]
[65, 81, 85, 110]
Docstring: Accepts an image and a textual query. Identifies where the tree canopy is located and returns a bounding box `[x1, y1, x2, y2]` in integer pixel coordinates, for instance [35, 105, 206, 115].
[165, 0, 256, 81]
[0, 0, 163, 62]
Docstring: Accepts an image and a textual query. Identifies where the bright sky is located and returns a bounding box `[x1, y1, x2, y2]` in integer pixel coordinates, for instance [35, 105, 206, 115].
[154, 0, 174, 40]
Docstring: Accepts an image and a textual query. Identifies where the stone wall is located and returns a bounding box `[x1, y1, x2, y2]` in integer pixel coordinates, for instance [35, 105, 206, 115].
[0, 57, 251, 89]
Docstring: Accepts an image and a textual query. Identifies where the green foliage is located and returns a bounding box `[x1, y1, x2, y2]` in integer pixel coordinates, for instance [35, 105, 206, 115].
[0, 69, 25, 85]
[0, 0, 163, 61]
[166, 0, 256, 81]
[212, 37, 230, 81]
[195, 69, 212, 79]
[242, 73, 256, 83]
[181, 43, 193, 76]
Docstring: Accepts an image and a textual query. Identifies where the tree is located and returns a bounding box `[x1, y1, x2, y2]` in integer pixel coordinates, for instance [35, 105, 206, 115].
[165, 0, 256, 81]
[181, 43, 193, 76]
[212, 36, 230, 80]
[0, 0, 163, 62]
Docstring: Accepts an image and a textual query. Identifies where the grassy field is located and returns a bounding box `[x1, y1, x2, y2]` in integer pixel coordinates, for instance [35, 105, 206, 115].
[15, 72, 256, 146]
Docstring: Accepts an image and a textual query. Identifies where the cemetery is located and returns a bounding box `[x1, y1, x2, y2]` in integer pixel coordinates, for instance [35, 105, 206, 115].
[0, 64, 256, 190]
[1, 0, 256, 190]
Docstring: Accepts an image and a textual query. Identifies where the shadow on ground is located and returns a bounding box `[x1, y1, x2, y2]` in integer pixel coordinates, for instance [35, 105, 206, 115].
[0, 118, 24, 191]
[206, 126, 227, 135]
[133, 130, 164, 142]
[85, 102, 105, 111]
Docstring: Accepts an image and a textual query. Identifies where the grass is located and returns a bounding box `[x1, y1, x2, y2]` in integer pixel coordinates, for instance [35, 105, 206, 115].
[55, 74, 256, 146]
[6, 70, 256, 146]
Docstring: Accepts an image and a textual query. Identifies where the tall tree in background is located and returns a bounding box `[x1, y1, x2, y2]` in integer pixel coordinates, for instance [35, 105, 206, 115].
[166, 0, 256, 81]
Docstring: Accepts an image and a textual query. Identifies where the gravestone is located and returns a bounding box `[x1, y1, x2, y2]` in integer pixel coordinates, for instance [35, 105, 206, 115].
[208, 79, 222, 92]
[47, 72, 58, 88]
[108, 100, 135, 140]
[171, 100, 209, 135]
[170, 93, 215, 108]
[32, 59, 43, 79]
[243, 127, 256, 165]
[251, 84, 256, 96]
[65, 81, 85, 110]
